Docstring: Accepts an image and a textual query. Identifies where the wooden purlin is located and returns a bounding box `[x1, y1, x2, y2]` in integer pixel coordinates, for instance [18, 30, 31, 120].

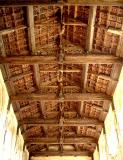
[107, 27, 123, 35]
[86, 6, 97, 52]
[33, 64, 40, 89]
[0, 35, 6, 57]
[73, 5, 77, 45]
[7, 71, 33, 82]
[40, 101, 48, 147]
[27, 5, 41, 91]
[39, 69, 81, 72]
[59, 102, 64, 152]
[82, 64, 89, 92]
[77, 102, 84, 135]
[116, 22, 123, 57]
[27, 5, 36, 53]
[63, 20, 87, 27]
[0, 25, 27, 35]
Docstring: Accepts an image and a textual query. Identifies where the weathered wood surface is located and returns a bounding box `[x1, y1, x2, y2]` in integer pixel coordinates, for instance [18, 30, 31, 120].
[19, 118, 103, 126]
[11, 93, 111, 101]
[0, 55, 122, 64]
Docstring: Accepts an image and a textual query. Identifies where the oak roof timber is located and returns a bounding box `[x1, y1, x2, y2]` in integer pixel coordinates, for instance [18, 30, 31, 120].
[11, 93, 112, 101]
[25, 137, 97, 145]
[19, 118, 103, 126]
[0, 55, 122, 64]
[0, 5, 123, 158]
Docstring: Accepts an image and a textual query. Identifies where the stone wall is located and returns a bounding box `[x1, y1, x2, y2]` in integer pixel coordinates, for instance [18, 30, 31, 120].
[93, 67, 123, 160]
[0, 69, 29, 160]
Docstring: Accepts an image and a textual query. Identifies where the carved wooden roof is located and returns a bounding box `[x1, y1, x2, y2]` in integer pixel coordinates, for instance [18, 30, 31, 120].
[0, 3, 123, 159]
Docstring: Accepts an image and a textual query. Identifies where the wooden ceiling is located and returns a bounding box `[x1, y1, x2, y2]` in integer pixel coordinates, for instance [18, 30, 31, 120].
[0, 2, 123, 159]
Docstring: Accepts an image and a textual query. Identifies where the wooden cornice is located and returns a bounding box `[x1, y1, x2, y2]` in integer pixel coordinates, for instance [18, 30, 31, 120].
[11, 93, 111, 101]
[30, 151, 92, 157]
[19, 118, 103, 127]
[0, 55, 122, 64]
[25, 137, 97, 145]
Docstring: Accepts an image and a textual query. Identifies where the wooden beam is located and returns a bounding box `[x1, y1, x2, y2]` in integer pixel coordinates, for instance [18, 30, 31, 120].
[40, 85, 80, 90]
[63, 19, 87, 27]
[65, 55, 122, 64]
[86, 6, 97, 52]
[0, 25, 27, 35]
[30, 151, 91, 157]
[40, 101, 46, 118]
[82, 64, 89, 92]
[39, 69, 81, 73]
[11, 93, 111, 101]
[27, 5, 36, 53]
[33, 64, 40, 89]
[116, 23, 123, 57]
[116, 36, 123, 57]
[0, 0, 123, 6]
[19, 118, 103, 126]
[107, 28, 123, 35]
[27, 6, 41, 91]
[72, 5, 77, 45]
[0, 35, 6, 57]
[25, 137, 97, 145]
[7, 71, 33, 82]
[39, 86, 80, 90]
[63, 22, 87, 27]
[0, 55, 122, 64]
